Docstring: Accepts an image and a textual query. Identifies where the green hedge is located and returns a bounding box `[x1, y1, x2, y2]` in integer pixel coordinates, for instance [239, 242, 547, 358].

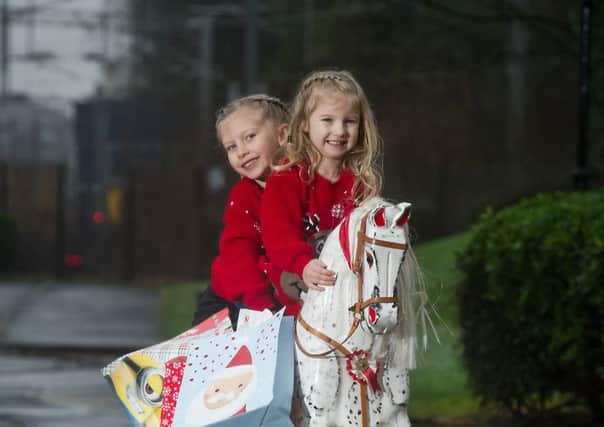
[0, 215, 17, 271]
[457, 190, 604, 416]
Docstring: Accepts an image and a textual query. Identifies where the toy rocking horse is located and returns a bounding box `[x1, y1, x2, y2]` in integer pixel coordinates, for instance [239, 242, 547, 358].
[293, 197, 428, 427]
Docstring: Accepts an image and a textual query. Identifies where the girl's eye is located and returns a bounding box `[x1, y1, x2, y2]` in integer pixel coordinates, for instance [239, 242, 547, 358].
[225, 144, 236, 152]
[321, 118, 332, 123]
[345, 119, 357, 124]
[245, 133, 256, 141]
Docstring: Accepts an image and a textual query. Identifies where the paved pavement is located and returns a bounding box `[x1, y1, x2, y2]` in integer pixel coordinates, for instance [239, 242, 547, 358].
[0, 281, 161, 427]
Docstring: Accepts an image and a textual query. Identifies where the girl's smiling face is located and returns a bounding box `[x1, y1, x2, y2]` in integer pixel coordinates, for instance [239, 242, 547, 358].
[218, 106, 285, 184]
[305, 89, 360, 169]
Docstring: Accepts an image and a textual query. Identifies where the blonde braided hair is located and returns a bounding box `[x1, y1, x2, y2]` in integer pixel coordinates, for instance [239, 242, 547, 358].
[279, 70, 382, 203]
[215, 94, 290, 141]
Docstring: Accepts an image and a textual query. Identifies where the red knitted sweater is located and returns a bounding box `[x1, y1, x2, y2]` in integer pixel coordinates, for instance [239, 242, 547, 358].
[211, 177, 300, 315]
[260, 163, 357, 279]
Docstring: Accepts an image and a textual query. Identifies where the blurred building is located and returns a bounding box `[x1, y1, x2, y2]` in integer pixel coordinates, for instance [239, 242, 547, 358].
[74, 96, 164, 186]
[0, 93, 77, 274]
[72, 96, 211, 279]
[0, 93, 77, 196]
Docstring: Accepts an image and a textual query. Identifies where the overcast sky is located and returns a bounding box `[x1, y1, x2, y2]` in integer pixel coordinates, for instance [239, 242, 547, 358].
[6, 0, 129, 111]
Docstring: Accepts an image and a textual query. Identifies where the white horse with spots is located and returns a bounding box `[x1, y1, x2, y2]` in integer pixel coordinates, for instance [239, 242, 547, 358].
[292, 197, 429, 427]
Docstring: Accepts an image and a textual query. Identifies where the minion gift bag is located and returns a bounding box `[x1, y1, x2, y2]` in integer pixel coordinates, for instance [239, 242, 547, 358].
[102, 308, 294, 427]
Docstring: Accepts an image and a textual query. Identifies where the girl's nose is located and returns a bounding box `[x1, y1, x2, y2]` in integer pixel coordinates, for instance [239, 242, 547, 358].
[236, 144, 248, 157]
[333, 121, 346, 135]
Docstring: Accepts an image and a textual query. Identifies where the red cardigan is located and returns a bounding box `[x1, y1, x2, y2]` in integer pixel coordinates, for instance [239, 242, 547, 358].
[260, 163, 357, 279]
[211, 178, 300, 315]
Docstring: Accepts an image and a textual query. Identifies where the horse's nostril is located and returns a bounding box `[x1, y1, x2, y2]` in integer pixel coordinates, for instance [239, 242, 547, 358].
[368, 306, 378, 324]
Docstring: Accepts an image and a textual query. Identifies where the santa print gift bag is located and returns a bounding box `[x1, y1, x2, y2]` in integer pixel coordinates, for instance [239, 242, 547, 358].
[102, 309, 233, 427]
[171, 309, 295, 427]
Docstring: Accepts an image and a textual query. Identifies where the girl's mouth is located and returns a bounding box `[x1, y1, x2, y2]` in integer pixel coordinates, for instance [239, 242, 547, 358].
[241, 157, 259, 169]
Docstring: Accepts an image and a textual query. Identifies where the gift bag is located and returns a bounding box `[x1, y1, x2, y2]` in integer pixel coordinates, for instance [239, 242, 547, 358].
[102, 308, 294, 427]
[102, 309, 233, 427]
[171, 309, 294, 427]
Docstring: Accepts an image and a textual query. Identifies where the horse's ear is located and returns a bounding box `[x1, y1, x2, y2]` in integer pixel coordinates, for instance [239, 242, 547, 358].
[373, 208, 386, 227]
[395, 205, 412, 227]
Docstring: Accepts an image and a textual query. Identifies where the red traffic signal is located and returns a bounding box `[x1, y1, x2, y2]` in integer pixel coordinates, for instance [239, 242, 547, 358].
[92, 210, 105, 224]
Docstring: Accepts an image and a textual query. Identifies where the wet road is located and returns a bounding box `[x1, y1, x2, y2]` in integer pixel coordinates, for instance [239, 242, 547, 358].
[0, 282, 160, 427]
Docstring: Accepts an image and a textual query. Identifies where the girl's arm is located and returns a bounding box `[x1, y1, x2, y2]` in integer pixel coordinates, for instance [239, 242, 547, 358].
[259, 256, 302, 315]
[260, 169, 314, 279]
[211, 182, 278, 311]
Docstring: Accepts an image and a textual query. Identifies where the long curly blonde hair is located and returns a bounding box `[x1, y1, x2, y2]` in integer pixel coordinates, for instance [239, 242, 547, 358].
[279, 70, 382, 203]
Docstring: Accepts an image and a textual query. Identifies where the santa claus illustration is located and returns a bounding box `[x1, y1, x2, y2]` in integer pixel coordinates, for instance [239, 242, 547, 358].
[185, 345, 257, 426]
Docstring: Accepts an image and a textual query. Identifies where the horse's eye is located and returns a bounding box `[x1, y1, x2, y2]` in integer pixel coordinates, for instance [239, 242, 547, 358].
[372, 286, 380, 298]
[366, 252, 374, 268]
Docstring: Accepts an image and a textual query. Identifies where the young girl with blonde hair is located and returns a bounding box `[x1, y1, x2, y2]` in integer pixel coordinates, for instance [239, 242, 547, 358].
[261, 70, 383, 293]
[192, 94, 301, 327]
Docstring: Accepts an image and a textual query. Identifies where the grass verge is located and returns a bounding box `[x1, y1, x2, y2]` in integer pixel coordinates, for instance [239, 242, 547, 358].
[159, 281, 206, 338]
[408, 232, 480, 419]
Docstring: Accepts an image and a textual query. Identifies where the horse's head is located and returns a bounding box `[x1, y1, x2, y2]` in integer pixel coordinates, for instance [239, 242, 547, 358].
[349, 202, 411, 334]
[298, 197, 424, 376]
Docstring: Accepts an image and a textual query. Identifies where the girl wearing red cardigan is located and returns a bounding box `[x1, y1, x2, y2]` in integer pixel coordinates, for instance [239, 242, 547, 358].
[261, 70, 383, 294]
[192, 95, 301, 327]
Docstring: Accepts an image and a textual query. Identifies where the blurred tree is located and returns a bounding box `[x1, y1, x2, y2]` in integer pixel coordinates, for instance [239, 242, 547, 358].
[126, 0, 200, 164]
[126, 0, 603, 170]
[262, 0, 603, 236]
[124, 0, 602, 244]
[263, 1, 585, 96]
[127, 0, 275, 161]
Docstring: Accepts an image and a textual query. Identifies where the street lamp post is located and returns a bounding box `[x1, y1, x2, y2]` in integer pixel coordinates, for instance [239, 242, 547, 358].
[574, 0, 594, 191]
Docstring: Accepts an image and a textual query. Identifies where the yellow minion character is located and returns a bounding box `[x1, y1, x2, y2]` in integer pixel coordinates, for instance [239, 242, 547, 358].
[107, 351, 164, 427]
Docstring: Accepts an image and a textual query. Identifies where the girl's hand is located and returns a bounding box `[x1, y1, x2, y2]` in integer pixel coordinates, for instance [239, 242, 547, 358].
[302, 259, 336, 291]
